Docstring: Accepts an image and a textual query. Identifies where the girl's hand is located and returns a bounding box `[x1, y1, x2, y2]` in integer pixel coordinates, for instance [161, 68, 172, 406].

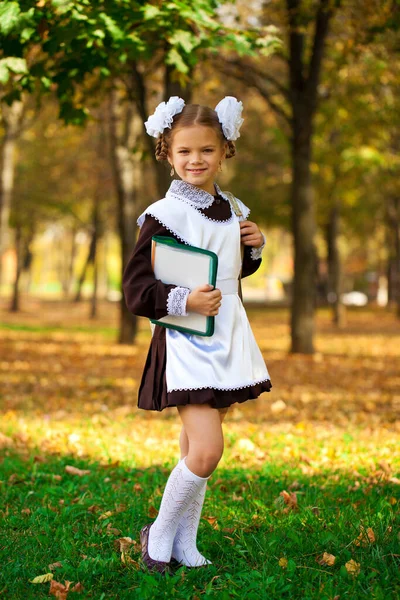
[240, 220, 264, 248]
[186, 284, 222, 316]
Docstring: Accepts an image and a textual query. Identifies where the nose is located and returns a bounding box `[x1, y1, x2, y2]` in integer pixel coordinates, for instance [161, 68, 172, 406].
[189, 152, 203, 164]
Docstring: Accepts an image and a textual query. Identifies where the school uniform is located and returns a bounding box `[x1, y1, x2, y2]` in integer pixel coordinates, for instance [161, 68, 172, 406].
[122, 180, 272, 411]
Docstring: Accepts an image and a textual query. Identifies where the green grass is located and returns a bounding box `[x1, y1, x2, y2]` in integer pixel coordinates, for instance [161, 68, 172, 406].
[0, 321, 118, 337]
[1, 450, 398, 600]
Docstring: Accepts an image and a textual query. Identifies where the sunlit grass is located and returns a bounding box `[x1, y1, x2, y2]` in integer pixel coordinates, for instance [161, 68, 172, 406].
[0, 301, 399, 598]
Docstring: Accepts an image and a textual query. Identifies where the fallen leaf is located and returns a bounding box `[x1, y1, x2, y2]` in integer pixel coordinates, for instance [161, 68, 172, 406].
[354, 526, 375, 546]
[21, 508, 31, 515]
[30, 573, 54, 584]
[98, 510, 113, 520]
[279, 490, 298, 511]
[106, 523, 121, 536]
[345, 559, 360, 577]
[121, 552, 140, 568]
[114, 537, 134, 553]
[316, 552, 336, 566]
[48, 562, 63, 570]
[278, 557, 288, 568]
[65, 466, 90, 477]
[148, 505, 158, 518]
[49, 579, 71, 599]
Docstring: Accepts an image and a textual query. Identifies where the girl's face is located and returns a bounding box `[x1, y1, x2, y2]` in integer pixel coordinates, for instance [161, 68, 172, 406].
[168, 125, 227, 195]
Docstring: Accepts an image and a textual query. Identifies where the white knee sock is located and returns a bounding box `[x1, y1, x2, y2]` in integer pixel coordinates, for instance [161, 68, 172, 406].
[172, 460, 212, 567]
[147, 457, 209, 563]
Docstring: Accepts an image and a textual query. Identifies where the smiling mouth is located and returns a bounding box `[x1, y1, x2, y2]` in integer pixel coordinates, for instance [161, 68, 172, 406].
[188, 168, 206, 173]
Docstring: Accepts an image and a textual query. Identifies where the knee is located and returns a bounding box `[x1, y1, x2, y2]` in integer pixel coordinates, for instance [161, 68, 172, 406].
[190, 445, 223, 477]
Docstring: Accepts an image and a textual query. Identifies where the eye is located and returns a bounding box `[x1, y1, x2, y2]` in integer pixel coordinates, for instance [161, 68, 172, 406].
[203, 148, 214, 153]
[178, 150, 189, 154]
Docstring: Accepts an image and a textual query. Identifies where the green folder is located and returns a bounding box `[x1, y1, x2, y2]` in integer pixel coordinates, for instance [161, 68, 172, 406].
[150, 236, 218, 336]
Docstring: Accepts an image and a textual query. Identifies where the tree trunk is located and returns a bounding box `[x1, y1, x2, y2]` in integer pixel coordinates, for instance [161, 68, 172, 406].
[109, 87, 138, 344]
[326, 203, 346, 327]
[90, 256, 98, 319]
[290, 121, 316, 353]
[287, 0, 334, 353]
[0, 100, 25, 286]
[9, 223, 23, 312]
[386, 196, 400, 316]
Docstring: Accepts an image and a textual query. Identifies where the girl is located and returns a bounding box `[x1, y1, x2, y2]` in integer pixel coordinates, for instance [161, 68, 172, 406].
[122, 95, 272, 574]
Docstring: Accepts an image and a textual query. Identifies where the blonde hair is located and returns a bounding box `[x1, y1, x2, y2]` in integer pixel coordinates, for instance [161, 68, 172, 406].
[154, 104, 236, 162]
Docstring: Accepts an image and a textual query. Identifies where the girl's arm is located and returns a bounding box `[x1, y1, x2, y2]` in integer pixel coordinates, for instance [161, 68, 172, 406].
[122, 215, 190, 319]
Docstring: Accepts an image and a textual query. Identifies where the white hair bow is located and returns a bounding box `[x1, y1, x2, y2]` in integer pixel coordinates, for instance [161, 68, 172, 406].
[144, 96, 185, 137]
[215, 96, 244, 141]
[144, 95, 244, 141]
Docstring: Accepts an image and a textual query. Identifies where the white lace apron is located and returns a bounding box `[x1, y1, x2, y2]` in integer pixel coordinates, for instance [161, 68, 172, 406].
[137, 183, 271, 393]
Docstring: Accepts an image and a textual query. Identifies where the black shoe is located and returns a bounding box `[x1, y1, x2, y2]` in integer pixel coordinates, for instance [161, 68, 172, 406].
[140, 523, 171, 575]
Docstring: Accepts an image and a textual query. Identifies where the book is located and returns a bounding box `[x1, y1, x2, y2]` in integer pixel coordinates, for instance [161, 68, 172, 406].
[150, 235, 218, 336]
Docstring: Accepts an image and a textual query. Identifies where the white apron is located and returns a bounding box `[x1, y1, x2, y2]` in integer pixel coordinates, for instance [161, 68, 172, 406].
[137, 183, 271, 393]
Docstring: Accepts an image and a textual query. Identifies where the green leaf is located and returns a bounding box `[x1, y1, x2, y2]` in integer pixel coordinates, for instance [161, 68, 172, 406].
[142, 5, 161, 20]
[0, 1, 21, 34]
[0, 57, 28, 84]
[166, 47, 189, 74]
[99, 12, 124, 41]
[169, 30, 197, 53]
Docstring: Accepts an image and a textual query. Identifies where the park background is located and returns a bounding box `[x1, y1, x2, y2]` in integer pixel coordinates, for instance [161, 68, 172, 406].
[0, 1, 399, 599]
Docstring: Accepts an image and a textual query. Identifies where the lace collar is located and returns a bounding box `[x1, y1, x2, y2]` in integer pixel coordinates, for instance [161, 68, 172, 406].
[165, 179, 228, 209]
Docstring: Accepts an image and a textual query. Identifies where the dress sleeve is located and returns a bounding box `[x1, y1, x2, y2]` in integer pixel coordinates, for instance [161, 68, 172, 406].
[122, 214, 190, 320]
[241, 233, 266, 279]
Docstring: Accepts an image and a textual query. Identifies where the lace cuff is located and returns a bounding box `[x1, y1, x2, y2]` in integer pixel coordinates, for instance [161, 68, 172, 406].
[167, 286, 190, 316]
[250, 233, 266, 261]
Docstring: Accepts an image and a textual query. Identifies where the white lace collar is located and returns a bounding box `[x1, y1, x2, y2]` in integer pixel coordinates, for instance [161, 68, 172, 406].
[166, 180, 228, 209]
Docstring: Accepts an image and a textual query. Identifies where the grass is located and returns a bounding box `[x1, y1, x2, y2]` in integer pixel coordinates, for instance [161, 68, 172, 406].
[1, 447, 398, 599]
[0, 299, 399, 598]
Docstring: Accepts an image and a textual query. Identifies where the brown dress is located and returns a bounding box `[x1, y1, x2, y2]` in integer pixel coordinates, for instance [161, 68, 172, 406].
[122, 191, 272, 411]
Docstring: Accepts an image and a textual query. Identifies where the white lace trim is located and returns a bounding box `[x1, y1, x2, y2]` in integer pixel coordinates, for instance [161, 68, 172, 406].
[167, 180, 215, 208]
[167, 286, 190, 316]
[168, 376, 271, 392]
[137, 213, 190, 245]
[250, 233, 266, 261]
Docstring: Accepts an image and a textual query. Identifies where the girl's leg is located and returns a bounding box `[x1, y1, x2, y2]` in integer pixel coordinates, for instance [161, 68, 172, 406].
[147, 405, 225, 565]
[179, 407, 229, 459]
[172, 405, 229, 566]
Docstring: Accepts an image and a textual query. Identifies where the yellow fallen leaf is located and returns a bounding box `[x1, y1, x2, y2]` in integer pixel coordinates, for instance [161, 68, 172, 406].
[65, 465, 90, 477]
[389, 497, 397, 505]
[316, 552, 336, 566]
[29, 573, 54, 584]
[278, 557, 288, 568]
[98, 510, 113, 520]
[345, 559, 360, 577]
[121, 552, 140, 568]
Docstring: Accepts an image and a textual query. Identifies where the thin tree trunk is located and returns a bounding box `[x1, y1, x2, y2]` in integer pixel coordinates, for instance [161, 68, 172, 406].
[73, 225, 97, 302]
[109, 87, 138, 344]
[9, 223, 23, 312]
[90, 256, 98, 319]
[0, 100, 25, 286]
[326, 203, 346, 327]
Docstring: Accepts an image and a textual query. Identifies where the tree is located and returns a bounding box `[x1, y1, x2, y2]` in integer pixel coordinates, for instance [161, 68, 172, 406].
[0, 0, 281, 342]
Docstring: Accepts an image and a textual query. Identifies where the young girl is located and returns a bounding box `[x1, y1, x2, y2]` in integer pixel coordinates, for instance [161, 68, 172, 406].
[122, 95, 272, 574]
